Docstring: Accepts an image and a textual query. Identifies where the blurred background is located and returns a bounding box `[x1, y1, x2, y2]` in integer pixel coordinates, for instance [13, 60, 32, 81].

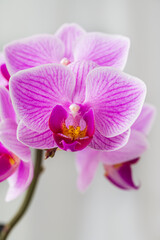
[0, 0, 159, 239]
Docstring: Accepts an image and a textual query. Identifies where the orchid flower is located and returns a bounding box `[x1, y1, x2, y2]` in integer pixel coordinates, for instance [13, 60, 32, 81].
[4, 23, 130, 75]
[103, 158, 140, 190]
[10, 62, 146, 152]
[76, 104, 155, 191]
[0, 87, 33, 201]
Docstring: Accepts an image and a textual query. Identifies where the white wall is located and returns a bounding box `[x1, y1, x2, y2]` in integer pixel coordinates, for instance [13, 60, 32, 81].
[0, 0, 159, 239]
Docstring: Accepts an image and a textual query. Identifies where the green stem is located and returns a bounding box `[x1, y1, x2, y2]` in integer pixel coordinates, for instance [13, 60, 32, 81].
[0, 149, 43, 240]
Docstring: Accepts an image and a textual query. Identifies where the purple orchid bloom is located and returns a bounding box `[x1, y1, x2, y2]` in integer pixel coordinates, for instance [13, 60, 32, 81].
[4, 23, 130, 75]
[104, 158, 140, 190]
[0, 53, 10, 89]
[0, 87, 33, 201]
[76, 104, 155, 191]
[10, 62, 146, 152]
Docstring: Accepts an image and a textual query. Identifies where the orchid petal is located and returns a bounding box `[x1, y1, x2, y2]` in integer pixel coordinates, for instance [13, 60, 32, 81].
[100, 130, 148, 165]
[89, 128, 130, 151]
[10, 64, 75, 132]
[0, 70, 8, 88]
[85, 67, 146, 137]
[1, 64, 10, 81]
[74, 33, 130, 70]
[49, 105, 68, 133]
[83, 109, 95, 137]
[132, 103, 156, 135]
[0, 87, 16, 120]
[76, 147, 100, 191]
[0, 119, 31, 162]
[18, 121, 55, 149]
[0, 54, 9, 88]
[68, 60, 98, 102]
[6, 158, 33, 201]
[56, 23, 85, 60]
[4, 35, 64, 74]
[104, 159, 139, 190]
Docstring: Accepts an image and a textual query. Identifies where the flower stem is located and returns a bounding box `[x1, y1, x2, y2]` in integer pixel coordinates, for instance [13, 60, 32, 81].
[0, 149, 43, 240]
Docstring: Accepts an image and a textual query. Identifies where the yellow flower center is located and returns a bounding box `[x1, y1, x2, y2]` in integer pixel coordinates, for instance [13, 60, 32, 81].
[62, 123, 87, 140]
[9, 154, 19, 166]
[9, 157, 15, 166]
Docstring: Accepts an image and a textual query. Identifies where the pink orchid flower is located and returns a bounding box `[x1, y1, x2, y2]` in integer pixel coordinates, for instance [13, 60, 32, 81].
[0, 53, 10, 89]
[0, 87, 33, 201]
[76, 104, 155, 191]
[103, 158, 140, 190]
[4, 23, 130, 75]
[10, 62, 146, 152]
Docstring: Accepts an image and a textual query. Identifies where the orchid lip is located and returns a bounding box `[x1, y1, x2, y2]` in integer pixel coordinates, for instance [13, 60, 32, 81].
[0, 144, 20, 182]
[49, 105, 95, 151]
[104, 158, 140, 190]
[53, 133, 93, 151]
